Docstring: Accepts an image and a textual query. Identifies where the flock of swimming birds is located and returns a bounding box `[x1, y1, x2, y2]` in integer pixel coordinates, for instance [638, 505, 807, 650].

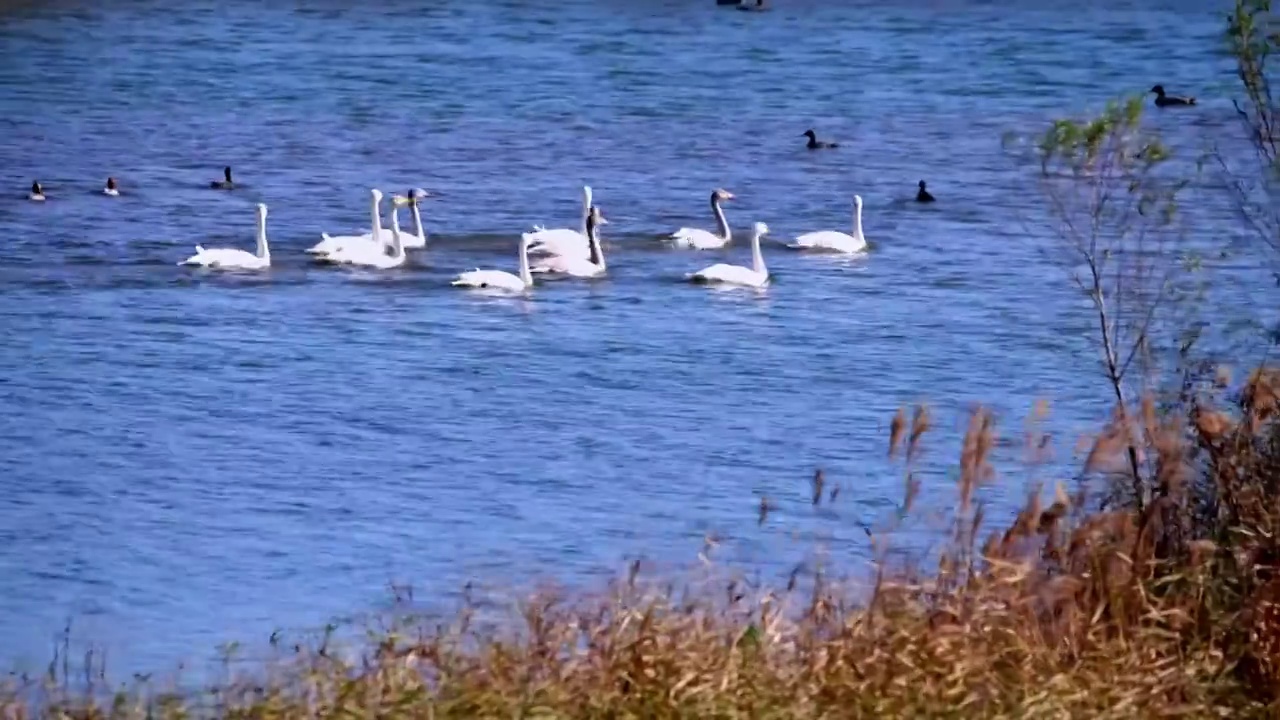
[19, 80, 1198, 294]
[19, 147, 934, 292]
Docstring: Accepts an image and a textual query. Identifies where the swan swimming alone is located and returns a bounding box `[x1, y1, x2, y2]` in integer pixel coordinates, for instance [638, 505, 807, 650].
[317, 194, 411, 269]
[670, 189, 735, 250]
[28, 181, 45, 202]
[451, 233, 535, 293]
[103, 177, 119, 197]
[530, 206, 609, 277]
[179, 203, 272, 270]
[788, 195, 868, 254]
[307, 188, 425, 256]
[687, 221, 770, 288]
[525, 185, 593, 258]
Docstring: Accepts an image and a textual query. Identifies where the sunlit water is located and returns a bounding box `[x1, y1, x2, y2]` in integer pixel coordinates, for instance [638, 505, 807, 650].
[0, 0, 1272, 674]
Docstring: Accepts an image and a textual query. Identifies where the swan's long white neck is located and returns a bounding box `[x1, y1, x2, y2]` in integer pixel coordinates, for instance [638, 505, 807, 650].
[853, 201, 864, 241]
[712, 196, 730, 241]
[587, 217, 606, 270]
[255, 210, 270, 260]
[370, 192, 384, 247]
[388, 204, 404, 259]
[750, 228, 766, 276]
[410, 200, 426, 244]
[518, 239, 532, 286]
[579, 186, 593, 237]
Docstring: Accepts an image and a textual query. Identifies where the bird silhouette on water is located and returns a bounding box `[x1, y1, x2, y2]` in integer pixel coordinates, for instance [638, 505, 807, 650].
[802, 129, 838, 149]
[1150, 84, 1196, 107]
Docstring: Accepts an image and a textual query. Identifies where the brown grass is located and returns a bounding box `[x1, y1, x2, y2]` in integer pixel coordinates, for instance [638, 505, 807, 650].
[4, 372, 1280, 718]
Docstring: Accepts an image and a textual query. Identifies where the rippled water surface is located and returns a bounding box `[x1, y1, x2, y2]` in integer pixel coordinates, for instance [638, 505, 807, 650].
[0, 0, 1269, 672]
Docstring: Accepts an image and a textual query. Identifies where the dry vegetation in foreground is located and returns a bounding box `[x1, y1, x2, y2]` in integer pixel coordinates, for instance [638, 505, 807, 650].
[5, 370, 1280, 718]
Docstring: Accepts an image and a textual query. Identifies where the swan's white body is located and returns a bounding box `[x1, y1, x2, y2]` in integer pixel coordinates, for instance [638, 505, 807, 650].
[531, 208, 608, 277]
[319, 195, 408, 269]
[525, 185, 592, 258]
[789, 195, 867, 253]
[688, 222, 770, 288]
[670, 190, 734, 250]
[452, 236, 534, 293]
[308, 190, 425, 254]
[180, 203, 272, 270]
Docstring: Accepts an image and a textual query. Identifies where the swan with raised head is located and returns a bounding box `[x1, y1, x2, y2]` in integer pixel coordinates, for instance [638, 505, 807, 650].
[687, 221, 770, 288]
[670, 189, 735, 249]
[788, 195, 867, 253]
[451, 234, 534, 293]
[28, 181, 45, 202]
[179, 203, 272, 270]
[530, 206, 609, 277]
[103, 177, 119, 197]
[318, 194, 410, 269]
[307, 188, 426, 255]
[525, 185, 593, 258]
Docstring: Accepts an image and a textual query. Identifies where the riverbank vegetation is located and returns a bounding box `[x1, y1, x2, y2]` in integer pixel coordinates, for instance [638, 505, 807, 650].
[4, 2, 1278, 717]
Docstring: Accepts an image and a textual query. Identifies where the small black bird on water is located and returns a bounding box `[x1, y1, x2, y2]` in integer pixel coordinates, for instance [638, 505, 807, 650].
[916, 180, 935, 203]
[1150, 84, 1196, 107]
[802, 129, 838, 149]
[738, 0, 768, 11]
[210, 166, 234, 189]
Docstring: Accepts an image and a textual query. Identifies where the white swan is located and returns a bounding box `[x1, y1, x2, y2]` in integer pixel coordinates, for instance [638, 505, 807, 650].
[318, 194, 410, 269]
[451, 233, 534, 293]
[307, 188, 426, 255]
[103, 177, 119, 197]
[687, 221, 770, 288]
[179, 203, 272, 270]
[525, 185, 593, 258]
[28, 181, 45, 202]
[789, 195, 867, 253]
[670, 189, 735, 249]
[530, 206, 608, 277]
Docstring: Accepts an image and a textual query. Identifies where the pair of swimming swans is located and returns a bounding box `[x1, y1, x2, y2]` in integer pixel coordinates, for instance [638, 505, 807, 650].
[307, 188, 428, 257]
[311, 189, 417, 269]
[451, 205, 609, 293]
[671, 190, 865, 254]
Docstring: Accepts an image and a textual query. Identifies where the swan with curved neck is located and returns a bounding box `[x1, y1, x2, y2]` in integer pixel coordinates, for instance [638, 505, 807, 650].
[179, 203, 271, 270]
[687, 221, 770, 287]
[308, 188, 423, 255]
[525, 185, 594, 258]
[452, 234, 534, 293]
[319, 193, 411, 269]
[530, 206, 609, 277]
[788, 195, 867, 253]
[670, 189, 734, 249]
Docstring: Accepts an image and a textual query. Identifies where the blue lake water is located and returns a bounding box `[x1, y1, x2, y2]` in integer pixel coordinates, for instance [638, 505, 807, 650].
[0, 0, 1272, 675]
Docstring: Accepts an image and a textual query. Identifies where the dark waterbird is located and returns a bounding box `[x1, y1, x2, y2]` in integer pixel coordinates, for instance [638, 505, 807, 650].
[802, 129, 838, 149]
[28, 181, 45, 201]
[210, 166, 234, 189]
[1150, 84, 1196, 107]
[738, 0, 768, 11]
[916, 180, 935, 203]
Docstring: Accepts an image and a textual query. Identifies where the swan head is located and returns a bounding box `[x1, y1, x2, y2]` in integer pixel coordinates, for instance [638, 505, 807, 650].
[587, 205, 608, 229]
[753, 222, 769, 236]
[256, 203, 268, 220]
[853, 194, 863, 208]
[407, 188, 432, 203]
[712, 188, 734, 203]
[371, 188, 384, 202]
